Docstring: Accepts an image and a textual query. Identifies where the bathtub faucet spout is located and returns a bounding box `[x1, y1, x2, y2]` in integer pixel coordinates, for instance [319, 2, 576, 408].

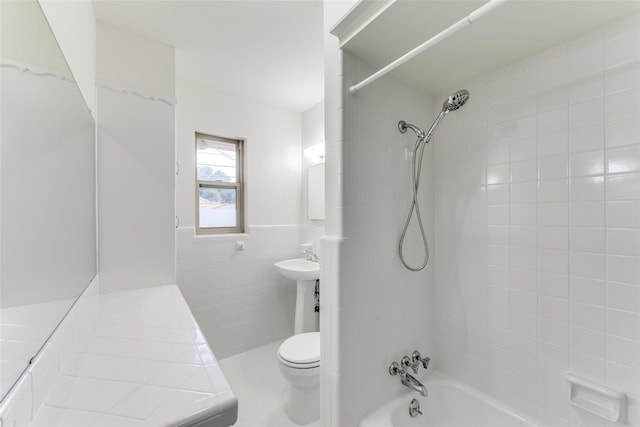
[401, 371, 428, 397]
[389, 361, 428, 397]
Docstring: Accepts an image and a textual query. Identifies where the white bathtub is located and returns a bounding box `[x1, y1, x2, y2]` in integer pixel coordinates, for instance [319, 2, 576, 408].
[360, 373, 538, 427]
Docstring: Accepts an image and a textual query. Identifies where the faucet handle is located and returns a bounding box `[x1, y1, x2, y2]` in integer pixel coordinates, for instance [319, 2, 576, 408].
[389, 361, 403, 376]
[409, 399, 423, 417]
[401, 355, 418, 374]
[412, 351, 430, 370]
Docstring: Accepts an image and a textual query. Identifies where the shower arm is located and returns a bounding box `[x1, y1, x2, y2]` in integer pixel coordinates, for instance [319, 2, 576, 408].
[398, 120, 426, 140]
[400, 109, 448, 147]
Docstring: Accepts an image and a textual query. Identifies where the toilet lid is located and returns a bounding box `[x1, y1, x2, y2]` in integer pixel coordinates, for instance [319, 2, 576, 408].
[278, 332, 320, 365]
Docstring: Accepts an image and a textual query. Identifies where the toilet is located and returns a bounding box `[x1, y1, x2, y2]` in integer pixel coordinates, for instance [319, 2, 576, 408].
[277, 331, 320, 425]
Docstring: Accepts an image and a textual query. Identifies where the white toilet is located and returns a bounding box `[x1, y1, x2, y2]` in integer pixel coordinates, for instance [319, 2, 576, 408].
[277, 331, 320, 425]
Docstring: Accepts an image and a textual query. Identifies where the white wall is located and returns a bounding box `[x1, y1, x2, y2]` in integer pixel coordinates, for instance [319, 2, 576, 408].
[96, 22, 174, 101]
[336, 52, 436, 426]
[175, 77, 302, 228]
[434, 14, 640, 426]
[97, 22, 176, 293]
[1, 1, 69, 72]
[303, 101, 325, 149]
[174, 73, 307, 357]
[39, 0, 96, 116]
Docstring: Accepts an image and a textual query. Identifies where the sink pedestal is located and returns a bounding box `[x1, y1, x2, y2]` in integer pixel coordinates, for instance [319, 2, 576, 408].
[274, 258, 320, 335]
[294, 279, 318, 334]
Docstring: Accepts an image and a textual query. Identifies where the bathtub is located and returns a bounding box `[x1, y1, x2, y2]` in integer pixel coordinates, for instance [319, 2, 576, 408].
[360, 373, 538, 427]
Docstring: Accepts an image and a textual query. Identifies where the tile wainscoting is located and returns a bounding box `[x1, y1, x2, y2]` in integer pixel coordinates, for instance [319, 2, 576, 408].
[176, 225, 324, 359]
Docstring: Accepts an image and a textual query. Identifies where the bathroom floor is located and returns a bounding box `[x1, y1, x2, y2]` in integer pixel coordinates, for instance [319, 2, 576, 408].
[220, 339, 321, 427]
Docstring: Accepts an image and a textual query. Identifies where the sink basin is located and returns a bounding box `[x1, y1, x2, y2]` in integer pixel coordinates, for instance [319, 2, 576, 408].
[275, 258, 320, 281]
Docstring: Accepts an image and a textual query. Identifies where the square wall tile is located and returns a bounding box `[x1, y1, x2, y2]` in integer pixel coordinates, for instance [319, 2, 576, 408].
[606, 88, 640, 121]
[607, 144, 640, 174]
[539, 156, 568, 180]
[570, 176, 605, 201]
[570, 150, 604, 176]
[606, 116, 640, 148]
[607, 201, 640, 228]
[608, 228, 640, 256]
[608, 309, 640, 342]
[570, 123, 604, 153]
[570, 326, 605, 358]
[570, 276, 605, 306]
[570, 202, 604, 227]
[570, 252, 606, 280]
[570, 227, 605, 253]
[570, 302, 605, 332]
[540, 295, 569, 323]
[606, 61, 640, 94]
[607, 255, 640, 285]
[570, 97, 605, 128]
[607, 282, 640, 313]
[607, 335, 640, 369]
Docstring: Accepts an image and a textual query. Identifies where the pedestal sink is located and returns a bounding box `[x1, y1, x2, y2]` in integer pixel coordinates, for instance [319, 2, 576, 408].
[275, 258, 320, 334]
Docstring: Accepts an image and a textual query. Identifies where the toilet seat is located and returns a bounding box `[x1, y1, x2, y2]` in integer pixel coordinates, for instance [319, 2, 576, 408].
[278, 332, 320, 369]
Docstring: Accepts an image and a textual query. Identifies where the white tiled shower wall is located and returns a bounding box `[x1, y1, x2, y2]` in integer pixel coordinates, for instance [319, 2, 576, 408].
[335, 51, 436, 426]
[434, 14, 640, 426]
[176, 225, 322, 359]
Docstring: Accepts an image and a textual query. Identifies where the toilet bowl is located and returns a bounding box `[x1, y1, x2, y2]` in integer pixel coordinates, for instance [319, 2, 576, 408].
[277, 332, 320, 425]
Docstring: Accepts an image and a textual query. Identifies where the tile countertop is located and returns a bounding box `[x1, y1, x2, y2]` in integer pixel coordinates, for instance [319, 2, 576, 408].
[30, 285, 238, 427]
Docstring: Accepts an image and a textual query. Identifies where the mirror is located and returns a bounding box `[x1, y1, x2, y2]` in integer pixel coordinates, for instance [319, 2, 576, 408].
[308, 163, 325, 220]
[0, 0, 96, 400]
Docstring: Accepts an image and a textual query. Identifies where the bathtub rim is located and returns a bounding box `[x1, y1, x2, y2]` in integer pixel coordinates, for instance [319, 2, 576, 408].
[359, 371, 541, 427]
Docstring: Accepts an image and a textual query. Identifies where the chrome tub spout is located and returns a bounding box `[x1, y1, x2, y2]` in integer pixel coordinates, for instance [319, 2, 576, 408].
[389, 357, 429, 397]
[401, 371, 428, 397]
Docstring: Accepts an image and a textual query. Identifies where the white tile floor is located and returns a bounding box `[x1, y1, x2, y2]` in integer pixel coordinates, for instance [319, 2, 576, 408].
[220, 339, 320, 427]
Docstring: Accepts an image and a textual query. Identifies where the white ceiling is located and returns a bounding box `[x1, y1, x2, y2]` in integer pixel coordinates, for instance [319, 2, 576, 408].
[92, 0, 325, 113]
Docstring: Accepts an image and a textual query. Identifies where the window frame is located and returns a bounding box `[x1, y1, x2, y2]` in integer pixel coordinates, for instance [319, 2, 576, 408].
[195, 132, 245, 235]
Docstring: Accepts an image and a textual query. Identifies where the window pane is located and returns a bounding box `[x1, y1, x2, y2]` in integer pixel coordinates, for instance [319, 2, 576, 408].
[196, 137, 237, 182]
[199, 186, 237, 228]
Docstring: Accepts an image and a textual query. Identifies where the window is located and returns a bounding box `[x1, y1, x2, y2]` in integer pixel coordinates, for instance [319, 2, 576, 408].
[196, 133, 244, 234]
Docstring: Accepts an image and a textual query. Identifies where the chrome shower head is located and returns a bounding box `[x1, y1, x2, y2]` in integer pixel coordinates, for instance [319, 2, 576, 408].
[397, 89, 470, 146]
[421, 89, 470, 142]
[443, 89, 469, 112]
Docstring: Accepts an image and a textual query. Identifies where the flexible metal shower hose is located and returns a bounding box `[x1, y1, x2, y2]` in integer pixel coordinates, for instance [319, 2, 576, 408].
[398, 135, 430, 271]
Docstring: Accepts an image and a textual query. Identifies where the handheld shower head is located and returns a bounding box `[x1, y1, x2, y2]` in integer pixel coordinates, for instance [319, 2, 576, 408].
[443, 89, 470, 112]
[397, 89, 470, 271]
[423, 89, 470, 142]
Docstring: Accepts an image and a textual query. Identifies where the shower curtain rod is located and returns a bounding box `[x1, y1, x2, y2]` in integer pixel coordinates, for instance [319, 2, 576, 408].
[348, 0, 511, 94]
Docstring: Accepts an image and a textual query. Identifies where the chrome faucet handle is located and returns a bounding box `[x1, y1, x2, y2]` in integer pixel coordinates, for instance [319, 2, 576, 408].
[409, 399, 423, 417]
[401, 355, 419, 374]
[412, 351, 430, 370]
[389, 361, 403, 376]
[302, 248, 319, 262]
